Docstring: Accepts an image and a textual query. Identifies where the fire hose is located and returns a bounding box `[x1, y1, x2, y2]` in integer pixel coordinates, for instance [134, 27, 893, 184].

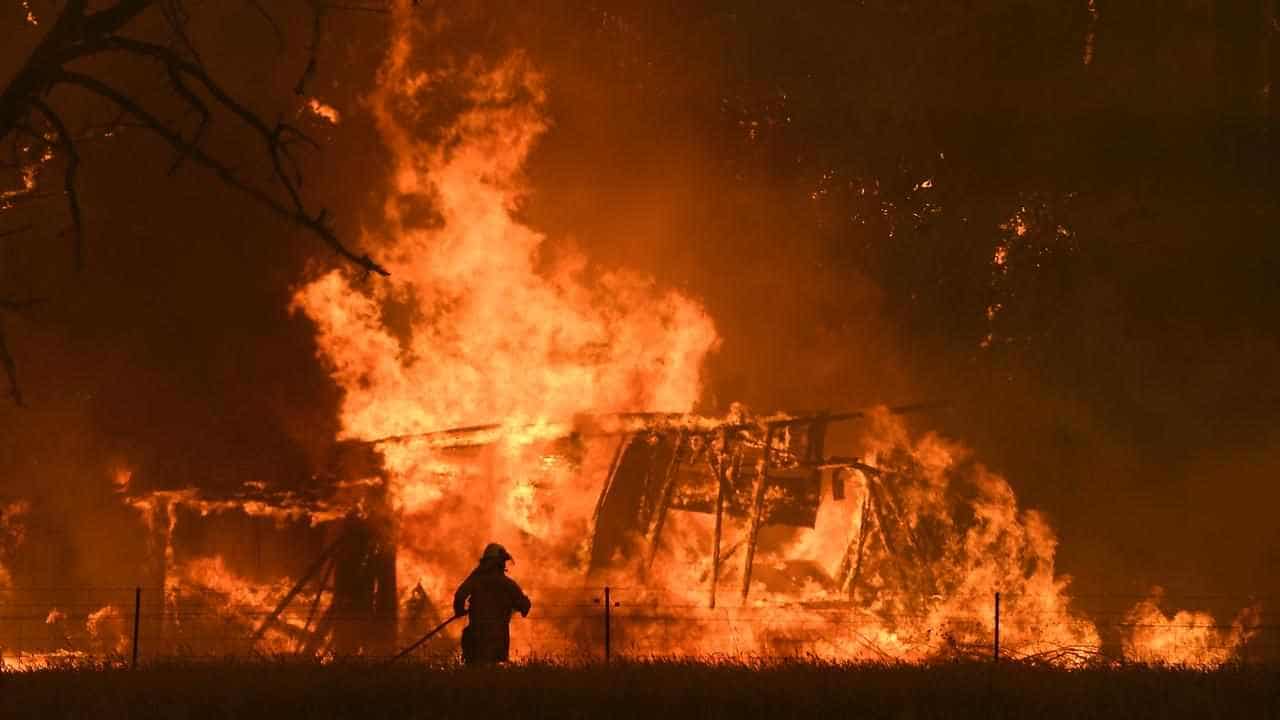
[389, 613, 464, 663]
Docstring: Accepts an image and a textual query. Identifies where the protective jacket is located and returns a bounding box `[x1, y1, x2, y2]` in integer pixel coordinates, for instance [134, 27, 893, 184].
[453, 560, 531, 663]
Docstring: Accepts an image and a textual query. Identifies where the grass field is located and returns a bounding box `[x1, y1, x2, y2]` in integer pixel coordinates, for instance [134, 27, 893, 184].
[2, 658, 1278, 719]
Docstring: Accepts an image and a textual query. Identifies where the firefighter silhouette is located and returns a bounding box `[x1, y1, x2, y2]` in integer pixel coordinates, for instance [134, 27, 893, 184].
[452, 543, 531, 664]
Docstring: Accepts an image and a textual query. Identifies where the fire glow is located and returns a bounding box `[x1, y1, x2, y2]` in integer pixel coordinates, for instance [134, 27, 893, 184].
[0, 1, 1259, 669]
[290, 2, 1254, 664]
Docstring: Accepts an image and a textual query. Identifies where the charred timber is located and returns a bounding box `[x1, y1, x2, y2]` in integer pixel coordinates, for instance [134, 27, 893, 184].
[361, 403, 940, 450]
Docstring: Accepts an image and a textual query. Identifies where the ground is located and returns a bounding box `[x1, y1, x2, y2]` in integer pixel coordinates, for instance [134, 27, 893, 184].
[2, 659, 1277, 719]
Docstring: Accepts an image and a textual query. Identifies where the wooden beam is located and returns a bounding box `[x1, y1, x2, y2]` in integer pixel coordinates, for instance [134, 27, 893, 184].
[250, 530, 347, 646]
[645, 431, 687, 571]
[708, 444, 729, 609]
[739, 426, 776, 604]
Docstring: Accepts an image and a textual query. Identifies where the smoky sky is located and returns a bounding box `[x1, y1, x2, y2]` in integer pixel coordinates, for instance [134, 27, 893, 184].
[2, 1, 1279, 621]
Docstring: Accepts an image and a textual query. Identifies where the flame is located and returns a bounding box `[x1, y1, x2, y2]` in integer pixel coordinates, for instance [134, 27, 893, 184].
[304, 98, 341, 125]
[0, 145, 52, 208]
[85, 605, 130, 655]
[113, 468, 133, 493]
[0, 650, 93, 671]
[181, 556, 281, 611]
[127, 486, 353, 527]
[178, 557, 296, 650]
[1121, 590, 1259, 667]
[292, 1, 717, 610]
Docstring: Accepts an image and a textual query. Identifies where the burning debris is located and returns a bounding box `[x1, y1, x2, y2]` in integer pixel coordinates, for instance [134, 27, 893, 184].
[81, 403, 1248, 666]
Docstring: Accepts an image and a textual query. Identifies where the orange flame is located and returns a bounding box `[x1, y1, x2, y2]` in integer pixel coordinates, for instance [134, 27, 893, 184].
[85, 605, 130, 655]
[1121, 590, 1259, 667]
[291, 0, 718, 616]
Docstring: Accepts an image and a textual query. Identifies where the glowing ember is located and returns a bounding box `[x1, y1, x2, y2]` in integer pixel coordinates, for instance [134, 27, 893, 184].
[305, 98, 341, 125]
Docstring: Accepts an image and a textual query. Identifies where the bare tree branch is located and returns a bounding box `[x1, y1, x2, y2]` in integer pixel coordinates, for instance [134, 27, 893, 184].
[0, 318, 22, 407]
[83, 0, 159, 38]
[160, 60, 209, 174]
[28, 98, 83, 268]
[57, 69, 388, 276]
[158, 0, 202, 63]
[78, 37, 384, 274]
[295, 1, 327, 96]
[245, 0, 286, 49]
[0, 0, 398, 404]
[2, 0, 389, 275]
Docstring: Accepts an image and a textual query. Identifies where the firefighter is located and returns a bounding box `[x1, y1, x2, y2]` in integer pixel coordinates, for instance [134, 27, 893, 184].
[452, 542, 531, 664]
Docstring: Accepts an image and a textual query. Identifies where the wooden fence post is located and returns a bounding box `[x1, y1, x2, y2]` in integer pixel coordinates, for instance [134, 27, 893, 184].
[993, 591, 1000, 664]
[131, 586, 141, 669]
[604, 586, 611, 664]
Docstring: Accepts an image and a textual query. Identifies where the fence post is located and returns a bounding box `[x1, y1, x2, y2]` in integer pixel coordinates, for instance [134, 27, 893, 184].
[132, 586, 141, 669]
[604, 585, 611, 664]
[993, 591, 1000, 664]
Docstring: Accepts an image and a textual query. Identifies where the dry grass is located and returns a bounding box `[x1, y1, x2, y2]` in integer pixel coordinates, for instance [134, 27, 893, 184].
[2, 657, 1277, 719]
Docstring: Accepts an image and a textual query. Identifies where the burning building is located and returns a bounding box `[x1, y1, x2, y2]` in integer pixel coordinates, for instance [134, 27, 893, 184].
[0, 1, 1263, 669]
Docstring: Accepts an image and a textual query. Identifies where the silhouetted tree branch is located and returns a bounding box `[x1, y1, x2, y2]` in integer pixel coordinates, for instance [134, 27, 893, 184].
[0, 0, 397, 403]
[0, 318, 20, 406]
[0, 0, 390, 274]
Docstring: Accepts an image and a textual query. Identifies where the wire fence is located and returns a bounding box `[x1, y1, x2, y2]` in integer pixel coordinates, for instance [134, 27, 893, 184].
[0, 585, 1275, 668]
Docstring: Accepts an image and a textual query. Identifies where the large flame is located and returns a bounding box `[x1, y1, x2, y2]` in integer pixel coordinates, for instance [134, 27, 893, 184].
[291, 3, 718, 612]
[281, 1, 1262, 665]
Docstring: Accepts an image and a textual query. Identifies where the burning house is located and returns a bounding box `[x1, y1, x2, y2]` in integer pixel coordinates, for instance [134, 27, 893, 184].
[0, 2, 1265, 670]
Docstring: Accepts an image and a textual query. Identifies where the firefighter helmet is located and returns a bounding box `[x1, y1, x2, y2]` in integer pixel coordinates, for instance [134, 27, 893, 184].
[481, 542, 513, 563]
